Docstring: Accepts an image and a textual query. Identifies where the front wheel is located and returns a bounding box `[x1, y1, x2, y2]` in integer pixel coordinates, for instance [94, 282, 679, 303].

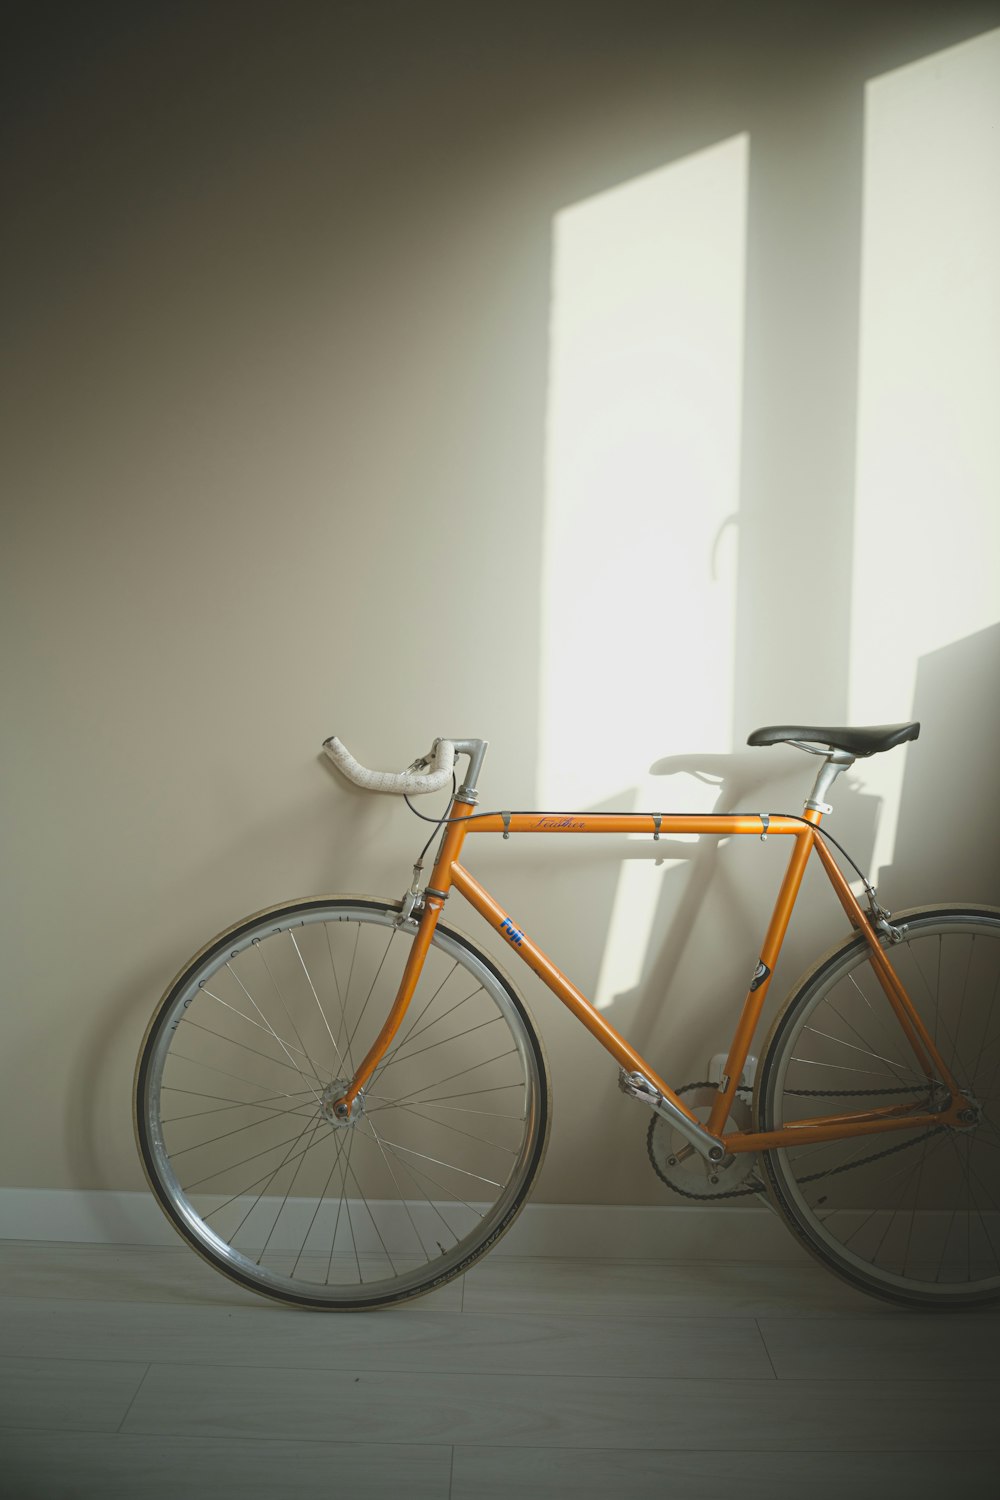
[134, 898, 550, 1309]
[757, 906, 1000, 1308]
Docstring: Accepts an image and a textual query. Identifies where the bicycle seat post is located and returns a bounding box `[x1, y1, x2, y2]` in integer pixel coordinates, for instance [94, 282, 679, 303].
[804, 749, 855, 817]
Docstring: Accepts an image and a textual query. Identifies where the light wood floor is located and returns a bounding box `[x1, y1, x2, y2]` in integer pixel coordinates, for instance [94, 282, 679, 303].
[1, 1239, 998, 1498]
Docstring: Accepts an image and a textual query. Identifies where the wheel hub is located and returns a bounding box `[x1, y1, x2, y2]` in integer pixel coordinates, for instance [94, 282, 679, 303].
[320, 1079, 365, 1128]
[955, 1095, 983, 1130]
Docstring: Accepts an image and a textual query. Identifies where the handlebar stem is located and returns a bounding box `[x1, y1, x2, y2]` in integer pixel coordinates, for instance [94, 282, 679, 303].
[449, 738, 489, 802]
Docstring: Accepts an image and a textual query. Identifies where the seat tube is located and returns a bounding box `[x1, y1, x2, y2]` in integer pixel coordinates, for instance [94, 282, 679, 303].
[710, 750, 853, 1129]
[707, 821, 817, 1135]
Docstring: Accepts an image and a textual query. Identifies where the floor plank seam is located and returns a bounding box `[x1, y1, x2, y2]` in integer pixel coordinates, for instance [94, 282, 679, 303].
[448, 1443, 1000, 1455]
[0, 1427, 457, 1455]
[105, 1424, 465, 1450]
[114, 1362, 152, 1435]
[5, 1355, 999, 1385]
[7, 1368, 994, 1386]
[5, 1428, 998, 1455]
[0, 1420, 138, 1437]
[754, 1317, 780, 1380]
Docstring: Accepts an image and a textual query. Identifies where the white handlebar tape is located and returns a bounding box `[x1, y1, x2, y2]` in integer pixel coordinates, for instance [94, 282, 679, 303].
[323, 736, 456, 795]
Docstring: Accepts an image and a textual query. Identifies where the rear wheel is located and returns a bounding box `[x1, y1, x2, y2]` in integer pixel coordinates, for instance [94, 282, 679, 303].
[757, 906, 1000, 1307]
[135, 898, 549, 1309]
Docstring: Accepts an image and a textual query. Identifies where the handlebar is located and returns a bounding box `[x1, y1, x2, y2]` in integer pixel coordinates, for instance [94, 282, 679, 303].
[322, 735, 456, 796]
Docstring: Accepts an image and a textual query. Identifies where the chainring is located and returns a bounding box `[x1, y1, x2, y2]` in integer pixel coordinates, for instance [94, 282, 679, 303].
[647, 1081, 763, 1200]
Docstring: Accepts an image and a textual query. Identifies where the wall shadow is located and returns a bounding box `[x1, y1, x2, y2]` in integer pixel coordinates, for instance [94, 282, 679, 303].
[880, 623, 1000, 910]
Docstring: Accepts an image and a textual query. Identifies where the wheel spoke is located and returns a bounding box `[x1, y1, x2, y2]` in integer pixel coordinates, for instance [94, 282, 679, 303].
[178, 1017, 324, 1084]
[905, 936, 966, 1083]
[370, 1132, 487, 1221]
[323, 924, 356, 1075]
[344, 928, 397, 1064]
[223, 961, 327, 1104]
[785, 1053, 911, 1084]
[345, 1137, 403, 1277]
[253, 940, 333, 1084]
[371, 960, 460, 1074]
[163, 1050, 316, 1101]
[844, 967, 915, 1078]
[373, 1098, 518, 1154]
[181, 1114, 325, 1194]
[376, 1013, 506, 1078]
[323, 1130, 356, 1284]
[900, 1133, 934, 1279]
[800, 1023, 918, 1076]
[160, 1084, 317, 1122]
[193, 1114, 330, 1221]
[388, 1047, 521, 1108]
[167, 1105, 323, 1158]
[375, 1083, 526, 1108]
[363, 1117, 437, 1263]
[373, 983, 487, 1082]
[289, 1133, 351, 1279]
[339, 1130, 364, 1284]
[254, 1117, 328, 1266]
[357, 1117, 465, 1249]
[366, 1094, 524, 1122]
[370, 1134, 504, 1190]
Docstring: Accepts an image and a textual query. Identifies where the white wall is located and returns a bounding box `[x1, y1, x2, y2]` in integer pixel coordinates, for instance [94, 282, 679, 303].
[2, 1, 999, 1219]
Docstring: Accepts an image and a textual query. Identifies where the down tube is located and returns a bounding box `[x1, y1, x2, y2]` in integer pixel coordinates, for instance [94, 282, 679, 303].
[447, 862, 703, 1127]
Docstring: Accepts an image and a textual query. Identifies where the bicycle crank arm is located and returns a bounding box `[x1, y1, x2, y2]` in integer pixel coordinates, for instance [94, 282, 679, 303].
[619, 1071, 726, 1162]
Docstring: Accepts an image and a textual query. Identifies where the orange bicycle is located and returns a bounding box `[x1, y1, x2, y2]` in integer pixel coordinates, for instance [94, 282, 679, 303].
[135, 725, 1000, 1309]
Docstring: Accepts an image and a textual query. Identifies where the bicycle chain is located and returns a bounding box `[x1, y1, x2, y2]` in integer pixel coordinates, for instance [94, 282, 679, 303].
[646, 1081, 948, 1202]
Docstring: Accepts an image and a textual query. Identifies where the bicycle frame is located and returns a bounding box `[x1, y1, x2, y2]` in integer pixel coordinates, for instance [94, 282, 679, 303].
[334, 801, 972, 1154]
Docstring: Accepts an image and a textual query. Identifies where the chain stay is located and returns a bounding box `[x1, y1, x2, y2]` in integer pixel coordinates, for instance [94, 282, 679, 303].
[647, 1082, 950, 1202]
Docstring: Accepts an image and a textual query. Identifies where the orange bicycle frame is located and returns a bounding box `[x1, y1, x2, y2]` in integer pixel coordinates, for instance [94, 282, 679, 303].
[335, 801, 970, 1153]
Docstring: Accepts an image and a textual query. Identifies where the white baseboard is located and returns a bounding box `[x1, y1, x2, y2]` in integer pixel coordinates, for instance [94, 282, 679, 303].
[0, 1188, 805, 1261]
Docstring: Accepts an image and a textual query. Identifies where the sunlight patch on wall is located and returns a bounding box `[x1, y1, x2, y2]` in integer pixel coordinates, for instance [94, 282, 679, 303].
[539, 137, 748, 1007]
[850, 29, 1000, 876]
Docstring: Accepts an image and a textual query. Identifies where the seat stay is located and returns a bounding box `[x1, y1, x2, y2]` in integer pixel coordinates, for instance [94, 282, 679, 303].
[810, 834, 964, 1097]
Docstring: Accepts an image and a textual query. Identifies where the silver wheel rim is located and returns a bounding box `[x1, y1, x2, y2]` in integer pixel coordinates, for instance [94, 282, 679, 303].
[764, 911, 1000, 1301]
[139, 903, 545, 1305]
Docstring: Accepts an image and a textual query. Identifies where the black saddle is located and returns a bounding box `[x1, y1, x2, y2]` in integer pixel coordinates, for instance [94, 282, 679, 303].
[747, 722, 919, 757]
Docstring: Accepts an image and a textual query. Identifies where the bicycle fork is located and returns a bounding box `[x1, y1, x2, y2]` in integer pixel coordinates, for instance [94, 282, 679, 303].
[329, 798, 473, 1120]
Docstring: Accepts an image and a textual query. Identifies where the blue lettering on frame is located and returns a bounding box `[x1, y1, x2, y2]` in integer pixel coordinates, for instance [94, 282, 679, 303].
[500, 916, 525, 948]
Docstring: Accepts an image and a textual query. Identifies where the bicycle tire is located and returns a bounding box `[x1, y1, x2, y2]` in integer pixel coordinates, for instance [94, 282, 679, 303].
[134, 897, 550, 1309]
[756, 905, 1000, 1308]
